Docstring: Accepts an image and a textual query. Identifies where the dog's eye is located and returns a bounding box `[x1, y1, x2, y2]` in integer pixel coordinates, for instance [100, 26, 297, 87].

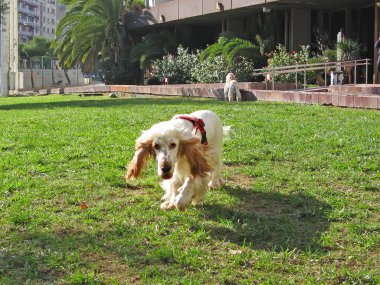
[169, 143, 177, 149]
[154, 144, 160, 150]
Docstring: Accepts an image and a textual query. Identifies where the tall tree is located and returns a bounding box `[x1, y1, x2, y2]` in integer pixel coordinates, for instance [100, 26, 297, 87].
[52, 0, 127, 73]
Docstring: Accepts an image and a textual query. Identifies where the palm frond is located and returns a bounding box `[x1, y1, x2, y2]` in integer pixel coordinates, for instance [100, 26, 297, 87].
[129, 30, 178, 68]
[200, 36, 258, 62]
[52, 0, 125, 70]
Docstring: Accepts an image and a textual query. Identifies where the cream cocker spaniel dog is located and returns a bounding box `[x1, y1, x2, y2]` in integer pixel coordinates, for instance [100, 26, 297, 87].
[126, 110, 226, 211]
[224, 72, 242, 102]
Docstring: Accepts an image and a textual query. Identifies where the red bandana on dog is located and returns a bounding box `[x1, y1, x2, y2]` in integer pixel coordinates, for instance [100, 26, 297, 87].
[175, 115, 208, 145]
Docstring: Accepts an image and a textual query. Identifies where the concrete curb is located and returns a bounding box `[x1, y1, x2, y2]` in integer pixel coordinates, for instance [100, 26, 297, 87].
[27, 83, 380, 110]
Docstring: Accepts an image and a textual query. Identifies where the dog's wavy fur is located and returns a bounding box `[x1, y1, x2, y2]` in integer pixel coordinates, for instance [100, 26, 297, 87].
[126, 139, 155, 179]
[126, 110, 226, 211]
[179, 138, 212, 178]
[224, 72, 242, 102]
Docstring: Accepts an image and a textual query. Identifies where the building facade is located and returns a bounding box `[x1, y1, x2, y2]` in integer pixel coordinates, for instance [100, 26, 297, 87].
[17, 0, 66, 42]
[128, 0, 377, 81]
[39, 0, 66, 39]
[18, 0, 40, 42]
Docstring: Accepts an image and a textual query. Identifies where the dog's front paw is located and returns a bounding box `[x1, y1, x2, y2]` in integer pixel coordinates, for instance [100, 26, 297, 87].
[160, 201, 175, 210]
[208, 180, 220, 189]
[209, 180, 221, 189]
[174, 192, 192, 211]
[161, 192, 170, 201]
[209, 177, 225, 189]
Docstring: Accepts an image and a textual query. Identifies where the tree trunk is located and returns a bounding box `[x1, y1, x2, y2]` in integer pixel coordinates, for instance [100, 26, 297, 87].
[51, 63, 55, 85]
[64, 69, 71, 85]
[29, 59, 34, 89]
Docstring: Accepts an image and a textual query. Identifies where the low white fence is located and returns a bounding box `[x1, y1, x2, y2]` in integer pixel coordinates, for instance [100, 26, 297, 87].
[17, 69, 91, 90]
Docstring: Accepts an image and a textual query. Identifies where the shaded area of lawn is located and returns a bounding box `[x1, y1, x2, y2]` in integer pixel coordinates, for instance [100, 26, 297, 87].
[199, 185, 331, 251]
[0, 96, 213, 110]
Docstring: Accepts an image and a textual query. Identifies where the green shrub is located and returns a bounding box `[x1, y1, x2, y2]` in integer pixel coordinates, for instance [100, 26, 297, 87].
[193, 54, 259, 83]
[337, 38, 362, 61]
[322, 49, 337, 62]
[266, 45, 323, 85]
[150, 46, 198, 84]
[150, 46, 260, 84]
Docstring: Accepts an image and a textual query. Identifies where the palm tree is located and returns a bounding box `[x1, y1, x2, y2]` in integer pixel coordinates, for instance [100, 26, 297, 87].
[337, 38, 361, 61]
[129, 30, 178, 69]
[200, 33, 260, 63]
[52, 0, 126, 73]
[337, 38, 362, 83]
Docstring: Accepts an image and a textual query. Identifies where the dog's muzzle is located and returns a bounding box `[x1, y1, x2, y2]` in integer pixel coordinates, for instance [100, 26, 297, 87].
[160, 164, 173, 180]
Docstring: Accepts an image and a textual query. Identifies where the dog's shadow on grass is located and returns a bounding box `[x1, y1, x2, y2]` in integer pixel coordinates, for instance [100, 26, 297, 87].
[196, 185, 331, 252]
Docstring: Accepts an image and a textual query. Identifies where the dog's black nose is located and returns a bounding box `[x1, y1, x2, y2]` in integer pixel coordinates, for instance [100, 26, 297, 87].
[161, 165, 171, 173]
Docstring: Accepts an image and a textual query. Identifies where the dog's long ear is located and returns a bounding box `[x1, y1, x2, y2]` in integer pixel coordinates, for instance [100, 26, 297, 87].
[126, 137, 154, 180]
[179, 137, 212, 178]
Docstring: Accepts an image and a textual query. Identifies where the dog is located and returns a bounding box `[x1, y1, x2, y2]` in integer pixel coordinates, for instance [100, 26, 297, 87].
[126, 110, 227, 211]
[224, 73, 242, 102]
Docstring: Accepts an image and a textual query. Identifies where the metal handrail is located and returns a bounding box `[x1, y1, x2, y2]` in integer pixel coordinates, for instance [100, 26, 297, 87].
[252, 59, 372, 91]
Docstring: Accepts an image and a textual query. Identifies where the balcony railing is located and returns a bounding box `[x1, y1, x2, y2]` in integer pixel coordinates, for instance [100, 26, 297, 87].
[18, 7, 39, 17]
[19, 18, 39, 28]
[19, 29, 35, 37]
[21, 0, 40, 7]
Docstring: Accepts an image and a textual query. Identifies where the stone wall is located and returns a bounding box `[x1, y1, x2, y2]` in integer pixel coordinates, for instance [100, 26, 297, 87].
[19, 69, 88, 90]
[58, 83, 380, 110]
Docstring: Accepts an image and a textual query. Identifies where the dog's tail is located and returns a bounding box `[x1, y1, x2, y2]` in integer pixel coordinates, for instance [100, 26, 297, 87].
[223, 126, 231, 140]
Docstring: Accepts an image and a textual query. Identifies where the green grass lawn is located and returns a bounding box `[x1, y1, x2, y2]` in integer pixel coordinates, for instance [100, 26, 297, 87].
[0, 95, 379, 284]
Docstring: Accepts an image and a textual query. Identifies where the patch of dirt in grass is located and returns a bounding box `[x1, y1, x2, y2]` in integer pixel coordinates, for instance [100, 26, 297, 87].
[228, 173, 256, 189]
[223, 167, 285, 214]
[125, 183, 144, 191]
[124, 183, 147, 195]
[81, 252, 136, 283]
[225, 165, 256, 189]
